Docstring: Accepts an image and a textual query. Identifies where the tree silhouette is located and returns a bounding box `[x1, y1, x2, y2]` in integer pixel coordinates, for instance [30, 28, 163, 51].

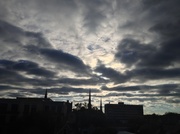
[74, 102, 89, 110]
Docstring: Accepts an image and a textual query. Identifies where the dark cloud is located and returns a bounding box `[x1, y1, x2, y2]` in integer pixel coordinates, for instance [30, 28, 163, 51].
[102, 83, 180, 96]
[40, 48, 90, 75]
[57, 76, 107, 86]
[149, 21, 180, 39]
[95, 65, 129, 84]
[103, 86, 180, 104]
[114, 0, 180, 78]
[142, 0, 180, 22]
[115, 37, 180, 69]
[11, 60, 38, 70]
[0, 59, 55, 77]
[0, 20, 52, 66]
[0, 68, 24, 82]
[6, 93, 26, 98]
[115, 38, 156, 67]
[47, 87, 100, 94]
[102, 85, 141, 92]
[0, 20, 51, 48]
[139, 38, 180, 68]
[114, 36, 180, 83]
[127, 68, 180, 81]
[0, 59, 106, 88]
[0, 86, 100, 98]
[0, 20, 23, 40]
[95, 63, 180, 84]
[0, 85, 20, 90]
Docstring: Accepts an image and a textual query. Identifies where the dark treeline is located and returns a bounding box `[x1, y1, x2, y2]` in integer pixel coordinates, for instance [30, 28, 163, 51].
[1, 109, 180, 134]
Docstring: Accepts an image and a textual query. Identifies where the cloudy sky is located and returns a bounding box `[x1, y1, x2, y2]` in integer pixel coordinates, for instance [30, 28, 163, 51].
[0, 0, 180, 114]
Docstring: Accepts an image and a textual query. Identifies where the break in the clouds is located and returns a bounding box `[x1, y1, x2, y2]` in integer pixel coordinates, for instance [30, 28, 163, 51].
[0, 0, 180, 114]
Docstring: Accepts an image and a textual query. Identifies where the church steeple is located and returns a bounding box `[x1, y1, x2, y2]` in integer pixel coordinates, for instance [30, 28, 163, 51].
[88, 89, 91, 110]
[44, 89, 47, 99]
[100, 97, 102, 112]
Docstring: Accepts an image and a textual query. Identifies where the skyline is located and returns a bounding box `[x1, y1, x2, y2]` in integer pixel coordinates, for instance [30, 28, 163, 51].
[0, 0, 180, 114]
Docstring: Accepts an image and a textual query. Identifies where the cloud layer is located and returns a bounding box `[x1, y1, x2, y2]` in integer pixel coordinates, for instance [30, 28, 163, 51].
[0, 0, 180, 114]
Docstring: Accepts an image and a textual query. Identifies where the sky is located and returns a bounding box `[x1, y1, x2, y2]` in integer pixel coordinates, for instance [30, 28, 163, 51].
[0, 0, 180, 114]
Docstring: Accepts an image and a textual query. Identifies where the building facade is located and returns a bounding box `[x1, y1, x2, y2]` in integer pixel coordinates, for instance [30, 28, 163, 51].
[105, 102, 143, 124]
[0, 97, 72, 124]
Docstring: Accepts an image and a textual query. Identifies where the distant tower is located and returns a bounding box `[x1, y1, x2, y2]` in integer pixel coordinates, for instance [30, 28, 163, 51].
[44, 89, 48, 99]
[88, 89, 91, 110]
[100, 97, 103, 112]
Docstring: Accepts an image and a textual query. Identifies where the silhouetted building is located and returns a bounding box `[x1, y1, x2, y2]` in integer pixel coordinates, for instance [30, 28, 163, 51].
[105, 102, 143, 125]
[0, 90, 72, 125]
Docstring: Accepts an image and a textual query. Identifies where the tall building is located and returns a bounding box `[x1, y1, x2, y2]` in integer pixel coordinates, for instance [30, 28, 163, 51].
[105, 102, 143, 124]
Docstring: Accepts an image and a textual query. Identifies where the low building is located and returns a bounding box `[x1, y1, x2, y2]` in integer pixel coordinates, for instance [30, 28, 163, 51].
[105, 102, 143, 125]
[0, 90, 72, 125]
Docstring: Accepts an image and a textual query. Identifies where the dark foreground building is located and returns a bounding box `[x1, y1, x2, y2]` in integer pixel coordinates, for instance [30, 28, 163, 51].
[0, 90, 72, 134]
[105, 102, 143, 127]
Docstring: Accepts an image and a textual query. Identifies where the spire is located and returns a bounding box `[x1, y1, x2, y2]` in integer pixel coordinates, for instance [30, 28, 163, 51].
[88, 89, 91, 110]
[100, 97, 102, 112]
[45, 89, 47, 99]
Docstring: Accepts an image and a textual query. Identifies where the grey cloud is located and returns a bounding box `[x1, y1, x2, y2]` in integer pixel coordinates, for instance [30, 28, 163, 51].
[83, 10, 106, 33]
[102, 84, 180, 96]
[47, 87, 100, 94]
[0, 20, 50, 48]
[149, 21, 180, 39]
[40, 48, 91, 75]
[115, 37, 180, 82]
[166, 99, 180, 104]
[138, 38, 180, 68]
[115, 0, 180, 69]
[80, 0, 110, 33]
[95, 63, 180, 84]
[0, 85, 21, 91]
[21, 86, 100, 95]
[0, 0, 78, 24]
[0, 20, 51, 62]
[11, 60, 38, 70]
[127, 68, 180, 81]
[27, 68, 55, 77]
[6, 93, 26, 98]
[101, 85, 141, 92]
[104, 92, 133, 98]
[0, 19, 94, 78]
[1, 86, 100, 98]
[0, 58, 106, 89]
[57, 76, 108, 86]
[124, 97, 159, 103]
[115, 38, 156, 67]
[0, 59, 55, 78]
[95, 65, 129, 83]
[0, 68, 24, 81]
